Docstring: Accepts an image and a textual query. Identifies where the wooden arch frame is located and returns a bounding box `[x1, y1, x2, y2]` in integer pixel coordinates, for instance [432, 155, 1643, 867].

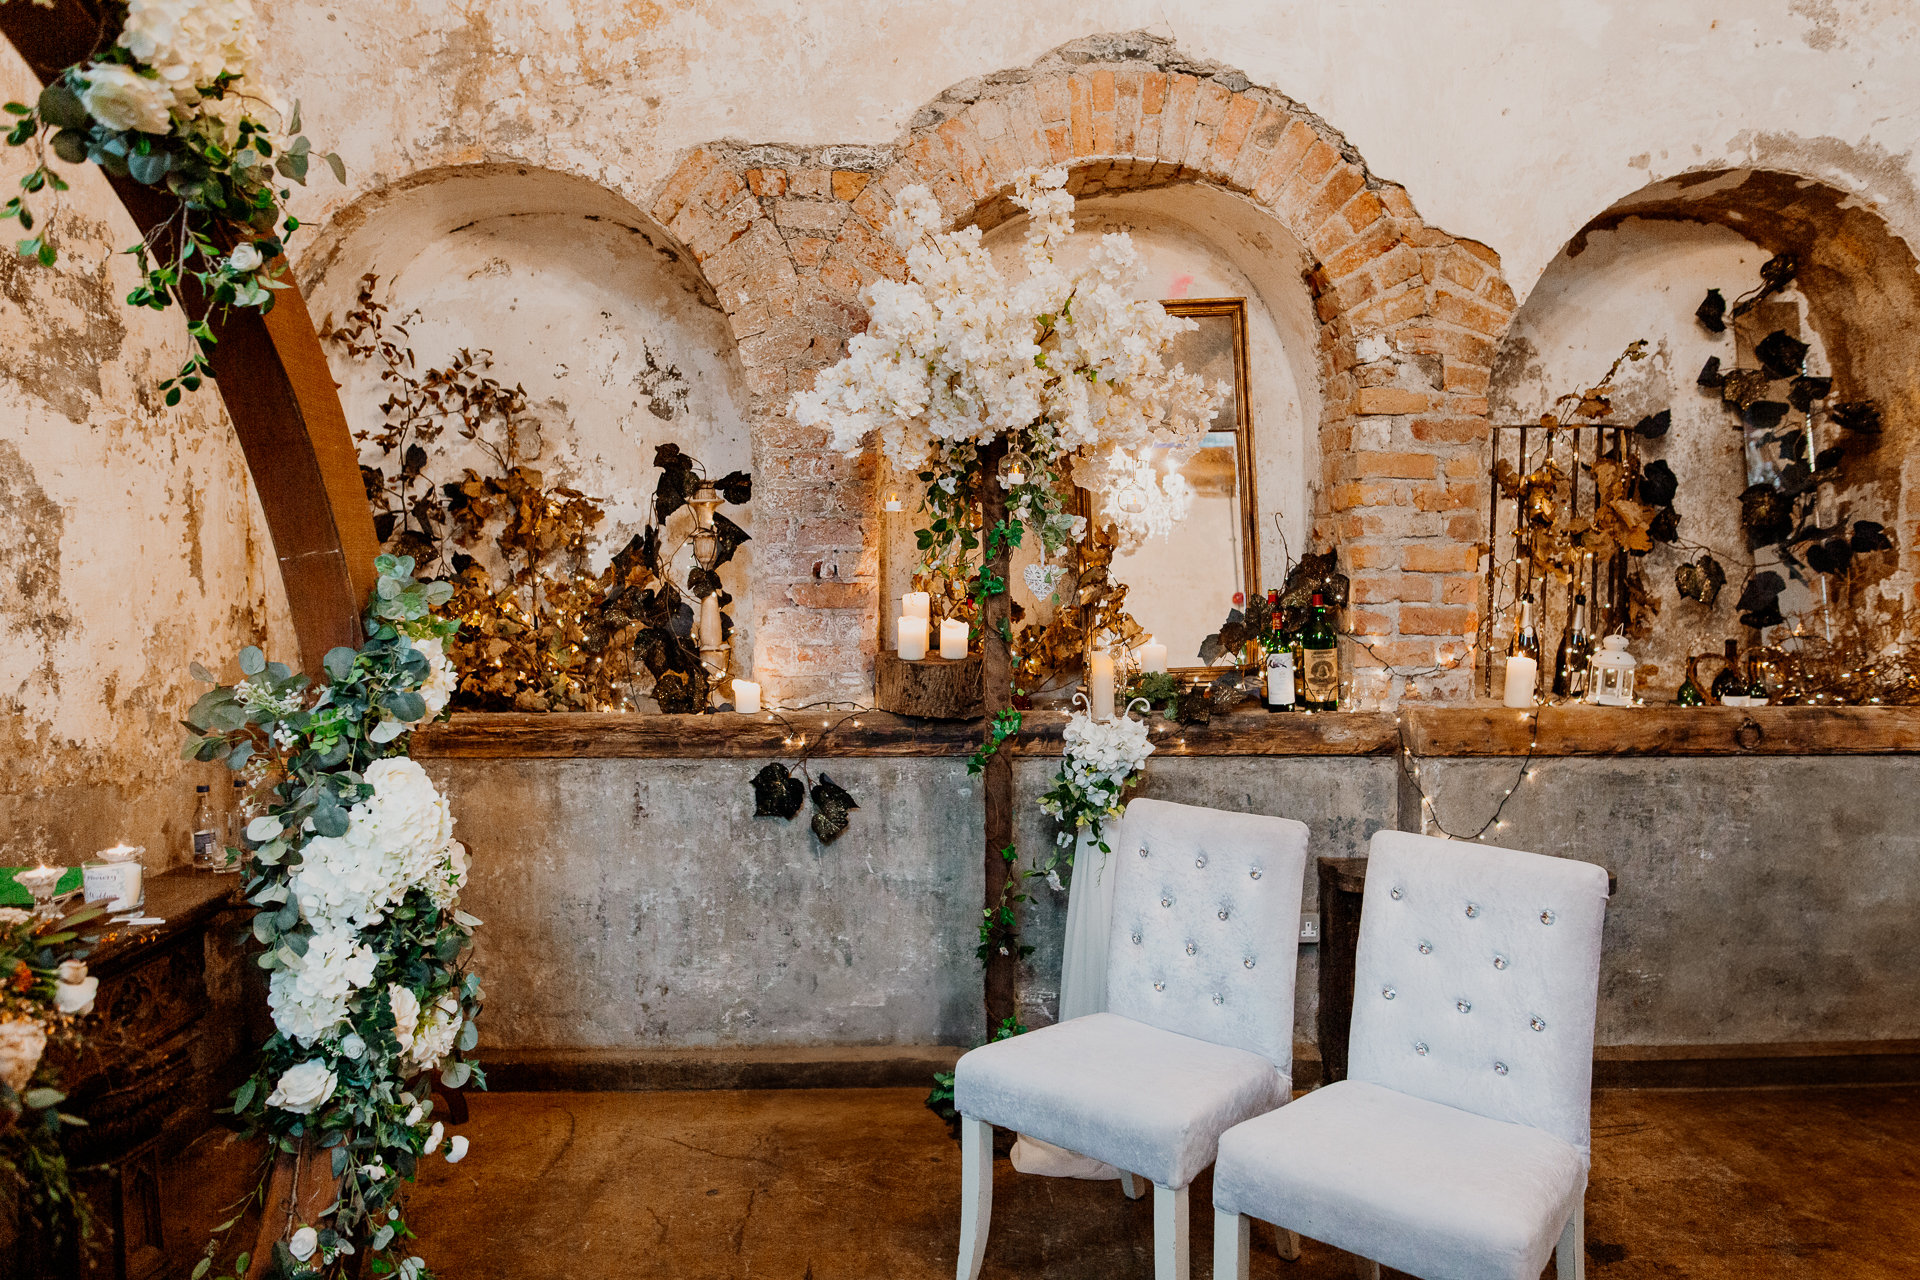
[0, 2, 379, 676]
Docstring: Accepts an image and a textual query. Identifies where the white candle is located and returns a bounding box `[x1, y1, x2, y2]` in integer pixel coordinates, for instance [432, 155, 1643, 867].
[903, 592, 931, 621]
[1089, 650, 1115, 721]
[899, 616, 929, 661]
[1502, 654, 1538, 708]
[940, 618, 969, 660]
[731, 679, 761, 714]
[699, 593, 723, 649]
[1139, 636, 1169, 674]
[884, 493, 903, 512]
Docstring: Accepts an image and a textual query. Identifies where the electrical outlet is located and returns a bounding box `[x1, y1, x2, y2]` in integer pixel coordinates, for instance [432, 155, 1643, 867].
[1299, 912, 1321, 945]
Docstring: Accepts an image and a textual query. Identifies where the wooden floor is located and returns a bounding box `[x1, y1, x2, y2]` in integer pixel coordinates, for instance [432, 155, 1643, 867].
[164, 1084, 1920, 1278]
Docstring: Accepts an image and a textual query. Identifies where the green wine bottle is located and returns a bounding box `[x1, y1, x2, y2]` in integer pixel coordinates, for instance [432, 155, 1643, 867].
[1676, 654, 1707, 707]
[1709, 639, 1744, 705]
[1299, 593, 1340, 711]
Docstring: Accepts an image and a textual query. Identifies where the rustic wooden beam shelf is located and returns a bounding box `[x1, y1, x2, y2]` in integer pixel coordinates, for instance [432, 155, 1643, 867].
[408, 704, 1920, 760]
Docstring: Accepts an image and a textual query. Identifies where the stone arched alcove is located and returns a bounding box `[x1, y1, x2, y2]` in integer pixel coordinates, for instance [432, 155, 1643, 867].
[1491, 168, 1920, 694]
[299, 163, 759, 677]
[652, 31, 1518, 705]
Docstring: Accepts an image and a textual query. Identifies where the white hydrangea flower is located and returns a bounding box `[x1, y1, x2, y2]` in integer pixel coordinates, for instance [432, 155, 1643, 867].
[289, 757, 454, 932]
[405, 994, 462, 1072]
[267, 930, 376, 1045]
[410, 635, 456, 717]
[118, 0, 257, 96]
[77, 63, 175, 134]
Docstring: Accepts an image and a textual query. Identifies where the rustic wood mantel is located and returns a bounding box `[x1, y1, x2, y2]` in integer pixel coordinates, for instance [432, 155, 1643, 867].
[409, 703, 1920, 760]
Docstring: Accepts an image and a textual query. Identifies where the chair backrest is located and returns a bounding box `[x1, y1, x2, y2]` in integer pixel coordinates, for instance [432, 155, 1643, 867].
[1105, 798, 1311, 1079]
[1348, 830, 1608, 1160]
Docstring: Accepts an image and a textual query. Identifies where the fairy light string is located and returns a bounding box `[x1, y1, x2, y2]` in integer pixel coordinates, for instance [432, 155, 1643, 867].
[1396, 706, 1543, 841]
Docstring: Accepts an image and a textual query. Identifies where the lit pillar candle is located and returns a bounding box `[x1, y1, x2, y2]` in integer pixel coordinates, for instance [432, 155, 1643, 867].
[939, 618, 969, 660]
[699, 593, 723, 649]
[1089, 650, 1115, 721]
[1502, 654, 1538, 708]
[899, 616, 929, 661]
[731, 679, 761, 714]
[1139, 636, 1169, 674]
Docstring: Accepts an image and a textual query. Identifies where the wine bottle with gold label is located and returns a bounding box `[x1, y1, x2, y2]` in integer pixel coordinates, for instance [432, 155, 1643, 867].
[1300, 592, 1340, 711]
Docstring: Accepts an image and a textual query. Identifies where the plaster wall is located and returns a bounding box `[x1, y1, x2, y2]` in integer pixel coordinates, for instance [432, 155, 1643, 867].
[0, 48, 295, 878]
[429, 749, 1910, 1056]
[261, 2, 1920, 314]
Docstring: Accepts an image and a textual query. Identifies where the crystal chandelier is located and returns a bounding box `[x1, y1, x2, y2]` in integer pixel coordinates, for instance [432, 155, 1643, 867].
[1101, 447, 1194, 548]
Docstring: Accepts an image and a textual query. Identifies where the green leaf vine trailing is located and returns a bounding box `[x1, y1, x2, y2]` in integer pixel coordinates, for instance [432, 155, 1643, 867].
[183, 555, 478, 1280]
[1, 0, 345, 405]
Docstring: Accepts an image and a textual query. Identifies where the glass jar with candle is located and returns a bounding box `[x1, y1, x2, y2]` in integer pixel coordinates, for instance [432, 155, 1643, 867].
[83, 844, 145, 914]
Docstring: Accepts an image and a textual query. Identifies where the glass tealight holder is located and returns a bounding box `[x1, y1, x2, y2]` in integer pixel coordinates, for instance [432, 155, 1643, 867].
[16, 864, 63, 921]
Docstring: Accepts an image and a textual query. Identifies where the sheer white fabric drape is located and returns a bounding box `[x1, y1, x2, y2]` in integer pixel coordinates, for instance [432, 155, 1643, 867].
[1010, 828, 1123, 1180]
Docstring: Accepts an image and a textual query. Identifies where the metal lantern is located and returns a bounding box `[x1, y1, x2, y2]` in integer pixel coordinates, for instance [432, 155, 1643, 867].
[1586, 634, 1637, 707]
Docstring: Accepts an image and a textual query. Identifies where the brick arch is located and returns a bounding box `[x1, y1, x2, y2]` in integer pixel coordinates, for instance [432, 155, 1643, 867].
[651, 32, 1515, 703]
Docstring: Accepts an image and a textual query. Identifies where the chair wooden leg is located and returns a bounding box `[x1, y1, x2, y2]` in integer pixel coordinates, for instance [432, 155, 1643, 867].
[1557, 1201, 1585, 1280]
[1350, 1255, 1380, 1280]
[1213, 1209, 1249, 1280]
[1272, 1225, 1301, 1260]
[1154, 1183, 1191, 1280]
[957, 1117, 992, 1280]
[1120, 1170, 1144, 1200]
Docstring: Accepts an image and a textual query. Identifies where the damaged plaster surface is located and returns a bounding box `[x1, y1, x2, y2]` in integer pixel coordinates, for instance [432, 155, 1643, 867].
[0, 44, 295, 876]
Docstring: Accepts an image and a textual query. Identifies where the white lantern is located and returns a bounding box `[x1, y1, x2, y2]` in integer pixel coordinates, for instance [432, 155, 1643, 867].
[1586, 635, 1637, 707]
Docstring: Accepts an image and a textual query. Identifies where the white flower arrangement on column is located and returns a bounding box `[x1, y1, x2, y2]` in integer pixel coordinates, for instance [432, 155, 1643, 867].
[181, 555, 478, 1279]
[791, 166, 1225, 587]
[1035, 699, 1156, 889]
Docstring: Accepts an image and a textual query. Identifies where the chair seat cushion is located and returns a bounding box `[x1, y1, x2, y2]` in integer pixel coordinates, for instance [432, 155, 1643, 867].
[1213, 1080, 1584, 1280]
[953, 1011, 1286, 1189]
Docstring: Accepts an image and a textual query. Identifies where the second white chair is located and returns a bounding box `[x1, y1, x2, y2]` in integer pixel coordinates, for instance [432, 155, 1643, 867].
[1210, 829, 1609, 1280]
[952, 798, 1311, 1280]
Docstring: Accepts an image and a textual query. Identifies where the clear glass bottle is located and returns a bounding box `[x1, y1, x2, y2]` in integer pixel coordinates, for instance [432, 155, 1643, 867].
[1299, 593, 1340, 711]
[191, 784, 218, 869]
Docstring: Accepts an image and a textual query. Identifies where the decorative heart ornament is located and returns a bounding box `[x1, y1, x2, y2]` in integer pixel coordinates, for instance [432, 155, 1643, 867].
[1024, 563, 1066, 596]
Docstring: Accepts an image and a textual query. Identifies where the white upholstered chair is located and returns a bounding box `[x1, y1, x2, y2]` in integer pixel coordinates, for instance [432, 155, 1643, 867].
[1211, 830, 1609, 1280]
[952, 798, 1311, 1280]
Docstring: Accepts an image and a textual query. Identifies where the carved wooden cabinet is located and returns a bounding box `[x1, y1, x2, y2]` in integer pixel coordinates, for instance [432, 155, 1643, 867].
[7, 873, 243, 1280]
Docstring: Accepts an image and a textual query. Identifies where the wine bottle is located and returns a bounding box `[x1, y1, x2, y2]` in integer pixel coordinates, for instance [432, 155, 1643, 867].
[1264, 593, 1295, 712]
[1676, 655, 1707, 707]
[1299, 593, 1340, 711]
[1710, 639, 1745, 706]
[1511, 593, 1541, 665]
[191, 784, 218, 870]
[1552, 592, 1590, 698]
[1746, 654, 1770, 706]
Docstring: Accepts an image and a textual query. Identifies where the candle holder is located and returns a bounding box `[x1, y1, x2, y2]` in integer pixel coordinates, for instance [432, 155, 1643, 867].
[17, 864, 62, 922]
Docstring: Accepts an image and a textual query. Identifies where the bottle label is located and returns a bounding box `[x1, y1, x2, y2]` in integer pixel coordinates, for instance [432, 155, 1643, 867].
[193, 829, 217, 862]
[1303, 645, 1339, 705]
[1265, 652, 1295, 706]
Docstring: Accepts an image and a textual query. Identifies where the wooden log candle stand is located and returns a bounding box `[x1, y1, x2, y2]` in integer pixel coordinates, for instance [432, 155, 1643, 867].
[874, 651, 984, 720]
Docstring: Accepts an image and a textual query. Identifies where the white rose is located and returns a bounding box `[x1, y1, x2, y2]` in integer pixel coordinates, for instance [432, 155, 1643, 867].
[423, 1121, 444, 1155]
[339, 1032, 367, 1060]
[288, 1226, 318, 1262]
[78, 63, 175, 134]
[227, 242, 263, 272]
[405, 994, 462, 1072]
[265, 1060, 337, 1115]
[445, 1134, 469, 1163]
[56, 960, 86, 984]
[0, 907, 31, 928]
[0, 1018, 47, 1093]
[388, 984, 420, 1046]
[55, 975, 99, 1016]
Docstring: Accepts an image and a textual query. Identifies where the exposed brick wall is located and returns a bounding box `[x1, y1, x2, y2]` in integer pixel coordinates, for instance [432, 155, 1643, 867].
[650, 31, 1515, 706]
